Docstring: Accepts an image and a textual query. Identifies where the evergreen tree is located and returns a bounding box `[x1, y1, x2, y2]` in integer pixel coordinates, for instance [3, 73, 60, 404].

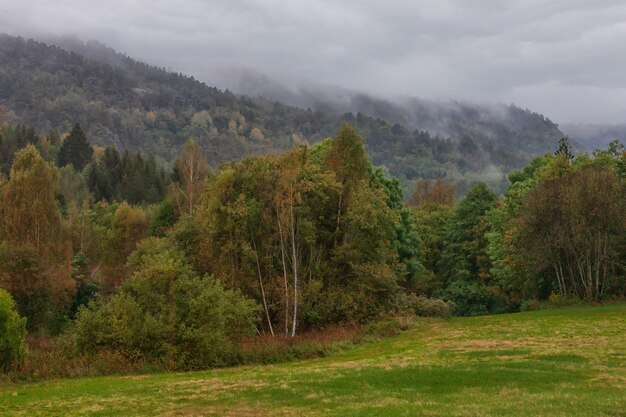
[555, 136, 574, 162]
[57, 123, 93, 171]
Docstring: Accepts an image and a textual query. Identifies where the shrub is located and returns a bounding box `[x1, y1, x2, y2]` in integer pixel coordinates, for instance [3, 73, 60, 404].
[440, 281, 493, 316]
[520, 299, 540, 311]
[362, 316, 404, 338]
[414, 296, 456, 318]
[71, 241, 259, 370]
[0, 288, 28, 371]
[520, 296, 587, 311]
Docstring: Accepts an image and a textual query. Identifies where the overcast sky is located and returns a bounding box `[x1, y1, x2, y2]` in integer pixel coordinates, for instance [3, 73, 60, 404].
[1, 0, 626, 124]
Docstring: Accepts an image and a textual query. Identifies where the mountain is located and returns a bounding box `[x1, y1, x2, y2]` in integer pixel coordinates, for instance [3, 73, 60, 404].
[0, 34, 566, 193]
[214, 70, 567, 158]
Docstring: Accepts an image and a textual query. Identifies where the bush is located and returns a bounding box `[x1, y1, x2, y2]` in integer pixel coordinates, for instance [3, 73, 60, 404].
[414, 296, 456, 318]
[362, 316, 404, 338]
[71, 241, 259, 370]
[520, 296, 588, 312]
[0, 288, 28, 371]
[440, 281, 493, 316]
[520, 299, 540, 311]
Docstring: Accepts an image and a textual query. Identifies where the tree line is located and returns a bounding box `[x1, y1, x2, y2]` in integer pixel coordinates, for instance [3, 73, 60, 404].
[0, 121, 624, 372]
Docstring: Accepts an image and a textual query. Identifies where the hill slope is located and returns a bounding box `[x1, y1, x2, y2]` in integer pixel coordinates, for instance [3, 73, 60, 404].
[221, 71, 567, 158]
[1, 304, 624, 416]
[0, 35, 565, 191]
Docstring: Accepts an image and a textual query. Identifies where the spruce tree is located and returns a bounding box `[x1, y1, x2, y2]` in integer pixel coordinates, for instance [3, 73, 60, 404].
[58, 123, 93, 171]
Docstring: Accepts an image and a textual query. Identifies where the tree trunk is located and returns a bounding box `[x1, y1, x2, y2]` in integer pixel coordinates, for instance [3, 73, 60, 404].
[289, 191, 299, 337]
[334, 193, 342, 247]
[276, 206, 290, 335]
[251, 230, 274, 337]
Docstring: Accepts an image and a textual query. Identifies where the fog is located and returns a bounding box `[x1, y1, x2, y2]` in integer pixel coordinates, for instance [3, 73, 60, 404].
[1, 0, 626, 124]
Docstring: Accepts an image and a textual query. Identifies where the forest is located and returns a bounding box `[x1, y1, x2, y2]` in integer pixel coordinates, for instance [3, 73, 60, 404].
[0, 118, 624, 376]
[0, 35, 568, 195]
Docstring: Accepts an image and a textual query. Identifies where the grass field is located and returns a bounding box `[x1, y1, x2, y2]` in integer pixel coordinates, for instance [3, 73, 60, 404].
[1, 304, 625, 416]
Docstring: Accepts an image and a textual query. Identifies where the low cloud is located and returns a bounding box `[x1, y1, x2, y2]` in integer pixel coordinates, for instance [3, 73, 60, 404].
[1, 0, 625, 123]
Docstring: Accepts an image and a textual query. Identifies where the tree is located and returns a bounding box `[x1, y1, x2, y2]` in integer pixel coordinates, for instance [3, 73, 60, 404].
[371, 169, 421, 292]
[334, 180, 400, 320]
[555, 136, 574, 162]
[518, 166, 625, 299]
[411, 204, 452, 295]
[410, 178, 456, 207]
[72, 239, 258, 369]
[0, 145, 73, 329]
[0, 288, 27, 371]
[438, 183, 501, 315]
[193, 124, 422, 331]
[57, 123, 93, 171]
[325, 124, 371, 245]
[100, 202, 148, 291]
[485, 155, 555, 302]
[172, 139, 208, 217]
[440, 183, 498, 285]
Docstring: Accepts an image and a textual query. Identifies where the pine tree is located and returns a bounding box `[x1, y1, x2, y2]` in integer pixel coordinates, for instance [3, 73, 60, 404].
[58, 123, 93, 171]
[555, 136, 574, 162]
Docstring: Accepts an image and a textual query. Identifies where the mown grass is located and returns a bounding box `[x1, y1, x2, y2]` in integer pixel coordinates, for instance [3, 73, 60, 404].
[1, 304, 625, 416]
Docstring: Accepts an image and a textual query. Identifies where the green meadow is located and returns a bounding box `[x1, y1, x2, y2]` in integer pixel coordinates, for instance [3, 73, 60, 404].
[1, 304, 625, 417]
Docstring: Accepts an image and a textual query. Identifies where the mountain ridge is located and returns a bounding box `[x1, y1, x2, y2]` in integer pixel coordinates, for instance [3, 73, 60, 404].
[0, 34, 566, 193]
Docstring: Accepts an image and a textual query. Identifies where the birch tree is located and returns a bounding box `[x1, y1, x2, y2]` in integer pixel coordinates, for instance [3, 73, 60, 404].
[173, 139, 208, 217]
[519, 166, 625, 299]
[0, 145, 73, 329]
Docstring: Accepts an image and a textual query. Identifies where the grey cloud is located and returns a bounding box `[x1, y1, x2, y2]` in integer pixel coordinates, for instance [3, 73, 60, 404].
[1, 0, 625, 123]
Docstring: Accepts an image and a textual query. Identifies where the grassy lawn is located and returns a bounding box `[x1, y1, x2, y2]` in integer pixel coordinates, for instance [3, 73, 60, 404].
[1, 304, 625, 416]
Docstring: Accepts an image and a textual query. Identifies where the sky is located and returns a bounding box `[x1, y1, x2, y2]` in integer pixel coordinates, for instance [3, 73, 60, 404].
[1, 0, 626, 124]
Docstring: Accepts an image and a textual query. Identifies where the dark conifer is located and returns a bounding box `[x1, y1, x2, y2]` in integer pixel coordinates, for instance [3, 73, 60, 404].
[57, 123, 93, 171]
[555, 136, 574, 162]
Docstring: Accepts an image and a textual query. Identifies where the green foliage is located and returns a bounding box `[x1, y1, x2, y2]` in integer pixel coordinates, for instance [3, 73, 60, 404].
[72, 241, 259, 369]
[411, 204, 452, 295]
[99, 202, 148, 291]
[413, 295, 456, 318]
[0, 288, 28, 371]
[335, 180, 400, 319]
[393, 208, 422, 291]
[326, 123, 372, 192]
[486, 145, 626, 304]
[148, 198, 178, 237]
[120, 151, 167, 204]
[440, 281, 493, 316]
[68, 253, 100, 319]
[87, 147, 168, 204]
[518, 166, 625, 299]
[438, 183, 497, 300]
[193, 125, 408, 330]
[0, 145, 73, 331]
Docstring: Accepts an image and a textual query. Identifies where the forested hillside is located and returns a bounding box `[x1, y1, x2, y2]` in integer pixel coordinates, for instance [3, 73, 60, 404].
[221, 74, 568, 159]
[0, 35, 565, 193]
